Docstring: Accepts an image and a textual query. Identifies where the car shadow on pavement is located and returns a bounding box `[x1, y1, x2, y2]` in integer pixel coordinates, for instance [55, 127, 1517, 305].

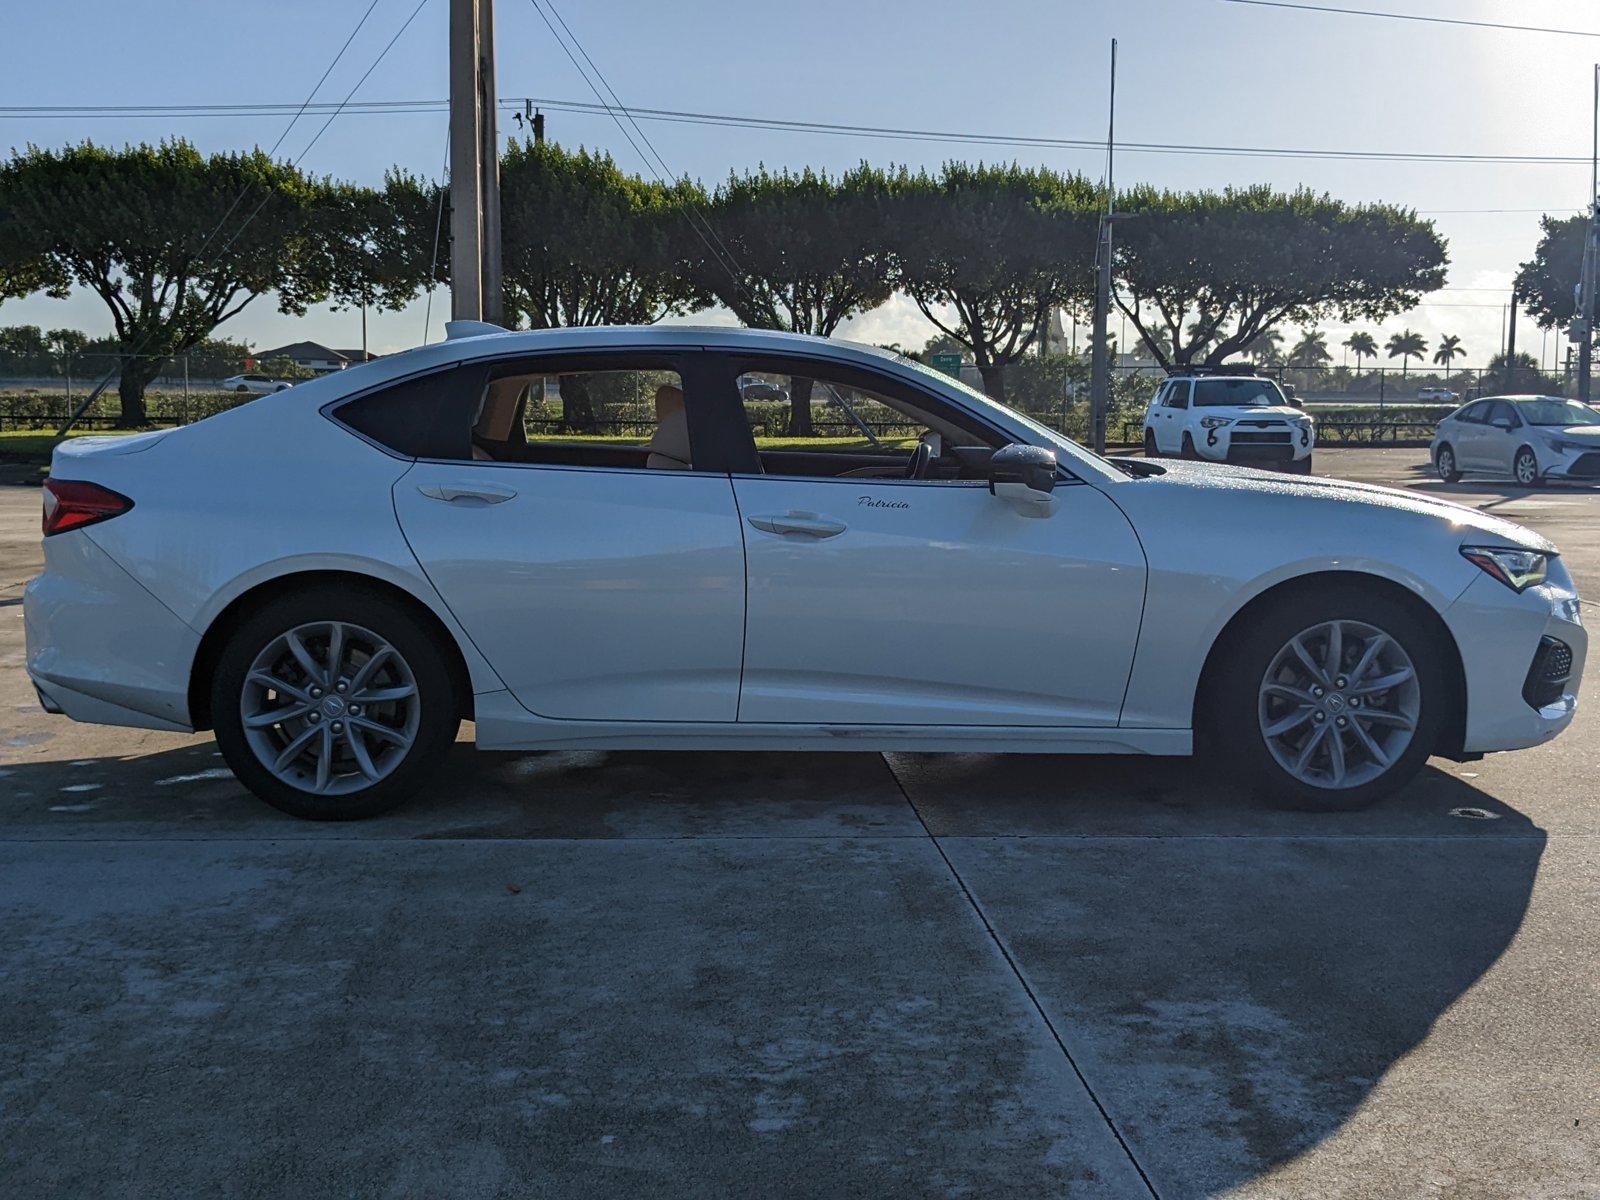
[890, 751, 1548, 1194]
[0, 741, 1549, 1195]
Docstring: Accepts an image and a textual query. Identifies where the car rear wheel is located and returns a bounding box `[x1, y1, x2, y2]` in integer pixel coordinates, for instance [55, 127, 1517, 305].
[1514, 446, 1541, 487]
[1207, 586, 1448, 810]
[212, 585, 459, 820]
[1435, 444, 1461, 483]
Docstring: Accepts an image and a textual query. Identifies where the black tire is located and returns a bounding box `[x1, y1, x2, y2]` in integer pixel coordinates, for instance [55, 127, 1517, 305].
[1143, 428, 1160, 458]
[234, 384, 251, 393]
[1202, 583, 1450, 811]
[212, 584, 460, 820]
[1284, 456, 1313, 475]
[1180, 432, 1200, 460]
[1435, 443, 1461, 483]
[1513, 445, 1541, 487]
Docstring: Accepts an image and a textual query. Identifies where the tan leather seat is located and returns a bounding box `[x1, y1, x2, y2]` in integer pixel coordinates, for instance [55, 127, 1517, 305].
[646, 384, 691, 470]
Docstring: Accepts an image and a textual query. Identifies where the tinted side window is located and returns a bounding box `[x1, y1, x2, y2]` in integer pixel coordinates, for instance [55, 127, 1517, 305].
[335, 365, 486, 459]
[1167, 381, 1191, 409]
[1485, 401, 1516, 427]
[1455, 403, 1484, 425]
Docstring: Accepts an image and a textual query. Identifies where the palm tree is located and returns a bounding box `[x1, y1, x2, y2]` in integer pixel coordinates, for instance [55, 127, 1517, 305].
[1344, 331, 1378, 373]
[1385, 329, 1428, 376]
[1288, 329, 1332, 369]
[1240, 328, 1285, 367]
[1433, 334, 1465, 374]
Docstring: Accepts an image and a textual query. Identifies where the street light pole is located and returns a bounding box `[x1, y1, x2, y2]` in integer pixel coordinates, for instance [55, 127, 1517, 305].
[449, 0, 502, 324]
[1089, 38, 1117, 456]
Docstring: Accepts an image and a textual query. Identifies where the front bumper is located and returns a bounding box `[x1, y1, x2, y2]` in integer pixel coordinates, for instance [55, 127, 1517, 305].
[1444, 561, 1587, 754]
[1534, 444, 1600, 482]
[24, 530, 199, 733]
[1195, 423, 1315, 465]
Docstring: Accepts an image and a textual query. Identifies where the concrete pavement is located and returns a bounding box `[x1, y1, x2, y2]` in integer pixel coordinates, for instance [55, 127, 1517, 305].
[1, 449, 1596, 1198]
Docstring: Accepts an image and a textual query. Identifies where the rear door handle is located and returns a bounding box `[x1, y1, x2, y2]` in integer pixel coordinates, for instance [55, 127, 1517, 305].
[417, 482, 518, 505]
[747, 511, 848, 538]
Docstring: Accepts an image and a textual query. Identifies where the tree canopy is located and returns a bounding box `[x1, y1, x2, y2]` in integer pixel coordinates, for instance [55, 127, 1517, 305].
[1515, 213, 1586, 330]
[498, 140, 702, 330]
[0, 140, 364, 424]
[882, 162, 1098, 399]
[1113, 185, 1448, 368]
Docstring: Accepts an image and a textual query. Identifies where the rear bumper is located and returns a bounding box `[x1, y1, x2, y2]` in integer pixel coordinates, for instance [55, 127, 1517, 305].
[1444, 566, 1587, 754]
[24, 530, 199, 732]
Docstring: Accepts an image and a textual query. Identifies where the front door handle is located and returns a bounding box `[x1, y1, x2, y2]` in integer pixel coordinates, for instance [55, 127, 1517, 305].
[747, 511, 848, 538]
[417, 482, 518, 505]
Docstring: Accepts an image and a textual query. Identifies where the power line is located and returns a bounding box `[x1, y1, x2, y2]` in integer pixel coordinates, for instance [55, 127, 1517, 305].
[1220, 0, 1600, 39]
[5, 94, 1597, 167]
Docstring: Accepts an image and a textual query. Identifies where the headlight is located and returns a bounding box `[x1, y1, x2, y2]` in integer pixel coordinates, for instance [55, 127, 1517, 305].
[1544, 436, 1586, 454]
[1200, 416, 1233, 429]
[1461, 545, 1551, 593]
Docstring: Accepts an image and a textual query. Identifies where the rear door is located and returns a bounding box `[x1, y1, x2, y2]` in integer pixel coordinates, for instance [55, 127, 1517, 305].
[1452, 402, 1488, 468]
[1159, 380, 1191, 453]
[377, 352, 749, 723]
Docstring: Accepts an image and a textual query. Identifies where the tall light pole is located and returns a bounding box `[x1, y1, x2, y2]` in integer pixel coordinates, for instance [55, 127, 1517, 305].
[449, 0, 503, 324]
[1089, 38, 1117, 456]
[1580, 64, 1599, 403]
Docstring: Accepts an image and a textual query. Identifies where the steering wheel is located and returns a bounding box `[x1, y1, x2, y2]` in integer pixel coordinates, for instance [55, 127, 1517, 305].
[904, 440, 934, 480]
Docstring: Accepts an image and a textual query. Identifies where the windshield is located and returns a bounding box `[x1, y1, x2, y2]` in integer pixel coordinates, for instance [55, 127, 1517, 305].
[1516, 398, 1600, 427]
[1193, 378, 1286, 407]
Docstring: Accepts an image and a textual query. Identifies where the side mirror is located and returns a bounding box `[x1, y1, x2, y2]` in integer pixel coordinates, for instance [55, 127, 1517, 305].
[988, 443, 1058, 518]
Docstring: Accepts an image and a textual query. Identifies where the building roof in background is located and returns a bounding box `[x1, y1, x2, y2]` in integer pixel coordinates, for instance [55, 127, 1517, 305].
[254, 341, 377, 365]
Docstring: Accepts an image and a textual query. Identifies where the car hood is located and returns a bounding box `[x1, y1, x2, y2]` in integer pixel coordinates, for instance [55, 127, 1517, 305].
[1128, 459, 1555, 553]
[1200, 405, 1306, 419]
[1543, 424, 1600, 441]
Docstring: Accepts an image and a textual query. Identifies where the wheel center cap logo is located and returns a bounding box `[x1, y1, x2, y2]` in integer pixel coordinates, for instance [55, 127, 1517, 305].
[321, 696, 347, 718]
[1325, 693, 1346, 713]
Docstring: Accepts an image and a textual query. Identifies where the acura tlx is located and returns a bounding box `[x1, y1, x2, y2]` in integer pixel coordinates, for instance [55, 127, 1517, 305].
[24, 325, 1585, 819]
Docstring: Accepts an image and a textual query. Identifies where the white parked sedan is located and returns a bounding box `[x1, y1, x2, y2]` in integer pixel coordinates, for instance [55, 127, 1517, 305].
[1431, 394, 1600, 486]
[220, 373, 295, 394]
[26, 325, 1584, 819]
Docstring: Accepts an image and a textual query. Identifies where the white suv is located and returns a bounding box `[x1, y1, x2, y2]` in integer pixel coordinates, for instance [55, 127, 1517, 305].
[1143, 371, 1315, 473]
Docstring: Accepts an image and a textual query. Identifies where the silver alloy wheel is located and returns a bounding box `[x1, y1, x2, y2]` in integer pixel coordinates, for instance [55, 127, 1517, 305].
[240, 620, 420, 796]
[1515, 450, 1538, 485]
[1257, 619, 1421, 790]
[1436, 447, 1454, 480]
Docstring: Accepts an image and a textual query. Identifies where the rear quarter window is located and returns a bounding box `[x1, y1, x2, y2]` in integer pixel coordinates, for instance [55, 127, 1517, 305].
[332, 364, 487, 459]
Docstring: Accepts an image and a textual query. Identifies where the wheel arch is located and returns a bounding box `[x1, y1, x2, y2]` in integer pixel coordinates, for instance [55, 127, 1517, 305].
[1193, 569, 1468, 758]
[187, 569, 477, 731]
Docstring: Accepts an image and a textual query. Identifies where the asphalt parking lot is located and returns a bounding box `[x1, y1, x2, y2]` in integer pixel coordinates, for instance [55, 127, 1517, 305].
[1, 447, 1596, 1199]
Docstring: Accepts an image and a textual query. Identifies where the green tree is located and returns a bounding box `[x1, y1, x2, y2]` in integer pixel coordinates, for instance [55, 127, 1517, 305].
[0, 140, 351, 425]
[883, 162, 1098, 400]
[1385, 328, 1428, 375]
[1287, 328, 1331, 368]
[692, 164, 892, 433]
[499, 140, 701, 329]
[1113, 185, 1447, 368]
[1514, 213, 1585, 331]
[306, 170, 448, 317]
[1432, 333, 1465, 372]
[1344, 330, 1378, 371]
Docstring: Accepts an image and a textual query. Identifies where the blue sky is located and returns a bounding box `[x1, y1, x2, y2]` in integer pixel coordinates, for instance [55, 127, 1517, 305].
[4, 0, 1598, 368]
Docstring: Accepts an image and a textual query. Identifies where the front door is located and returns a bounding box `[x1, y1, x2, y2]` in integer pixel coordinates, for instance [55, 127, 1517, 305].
[720, 355, 1147, 727]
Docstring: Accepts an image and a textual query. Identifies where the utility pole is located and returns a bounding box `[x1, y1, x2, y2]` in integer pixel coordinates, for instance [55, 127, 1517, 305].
[1505, 288, 1519, 393]
[449, 0, 502, 324]
[1089, 38, 1117, 456]
[1580, 65, 1599, 403]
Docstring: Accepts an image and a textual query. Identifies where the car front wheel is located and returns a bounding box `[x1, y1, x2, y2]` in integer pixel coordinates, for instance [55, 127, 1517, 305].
[1514, 446, 1541, 487]
[1143, 428, 1160, 457]
[212, 585, 460, 819]
[1209, 586, 1448, 810]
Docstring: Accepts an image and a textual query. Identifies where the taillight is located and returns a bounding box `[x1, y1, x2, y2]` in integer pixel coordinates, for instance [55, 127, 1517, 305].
[42, 479, 133, 537]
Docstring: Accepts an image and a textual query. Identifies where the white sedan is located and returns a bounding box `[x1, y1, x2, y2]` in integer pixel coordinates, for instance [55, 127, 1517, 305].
[1431, 394, 1600, 486]
[25, 325, 1585, 819]
[221, 373, 294, 394]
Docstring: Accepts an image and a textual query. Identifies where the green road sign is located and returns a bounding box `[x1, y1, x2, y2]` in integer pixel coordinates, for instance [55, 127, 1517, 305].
[930, 352, 963, 378]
